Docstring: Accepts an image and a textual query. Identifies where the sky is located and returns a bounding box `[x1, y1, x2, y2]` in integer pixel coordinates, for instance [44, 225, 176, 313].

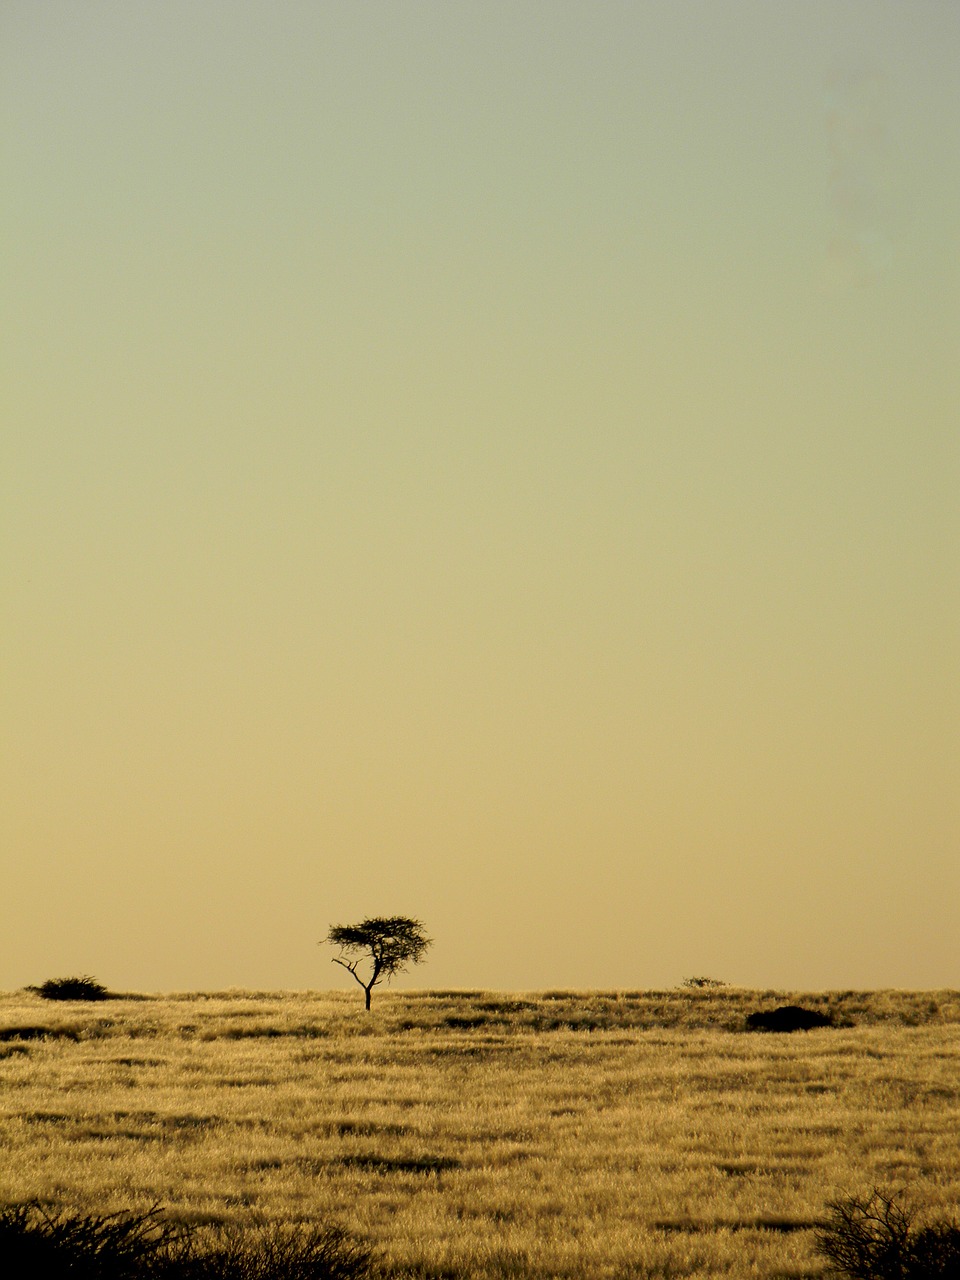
[2, 1, 958, 994]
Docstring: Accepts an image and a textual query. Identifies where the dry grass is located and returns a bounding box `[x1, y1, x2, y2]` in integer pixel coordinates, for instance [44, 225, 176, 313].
[1, 988, 958, 1278]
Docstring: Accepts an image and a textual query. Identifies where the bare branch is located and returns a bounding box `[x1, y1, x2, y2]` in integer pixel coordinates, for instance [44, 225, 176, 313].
[331, 956, 366, 992]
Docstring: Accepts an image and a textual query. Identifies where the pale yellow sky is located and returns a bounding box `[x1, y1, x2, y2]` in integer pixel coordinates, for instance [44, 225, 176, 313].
[2, 2, 958, 992]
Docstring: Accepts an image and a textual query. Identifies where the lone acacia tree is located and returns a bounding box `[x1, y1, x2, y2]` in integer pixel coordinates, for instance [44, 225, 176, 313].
[324, 916, 431, 1010]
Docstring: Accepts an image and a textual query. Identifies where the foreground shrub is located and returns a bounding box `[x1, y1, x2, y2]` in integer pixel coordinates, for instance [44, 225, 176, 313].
[36, 976, 110, 1001]
[0, 1202, 379, 1280]
[816, 1189, 960, 1279]
[0, 1202, 175, 1276]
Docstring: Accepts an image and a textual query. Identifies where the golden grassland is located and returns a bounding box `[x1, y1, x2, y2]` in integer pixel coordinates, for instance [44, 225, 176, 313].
[1, 988, 958, 1278]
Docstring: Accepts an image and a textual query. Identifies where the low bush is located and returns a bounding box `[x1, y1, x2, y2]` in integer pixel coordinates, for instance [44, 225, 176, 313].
[0, 1202, 379, 1279]
[816, 1189, 960, 1279]
[746, 1005, 834, 1032]
[36, 976, 110, 1002]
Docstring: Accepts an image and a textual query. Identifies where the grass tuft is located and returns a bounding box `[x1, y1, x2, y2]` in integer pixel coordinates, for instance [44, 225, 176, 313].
[338, 1154, 460, 1175]
[0, 1024, 81, 1042]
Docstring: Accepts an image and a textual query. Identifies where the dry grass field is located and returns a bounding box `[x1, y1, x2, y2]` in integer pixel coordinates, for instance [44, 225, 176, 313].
[1, 988, 958, 1278]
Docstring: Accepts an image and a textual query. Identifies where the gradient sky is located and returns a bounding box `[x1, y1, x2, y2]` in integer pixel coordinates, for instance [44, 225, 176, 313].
[3, 2, 958, 994]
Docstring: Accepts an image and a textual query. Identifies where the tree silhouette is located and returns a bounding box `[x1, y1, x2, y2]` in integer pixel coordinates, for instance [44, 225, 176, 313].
[324, 916, 431, 1010]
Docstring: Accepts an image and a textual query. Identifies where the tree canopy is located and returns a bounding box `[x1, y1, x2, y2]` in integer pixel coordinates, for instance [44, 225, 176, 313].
[324, 916, 431, 1009]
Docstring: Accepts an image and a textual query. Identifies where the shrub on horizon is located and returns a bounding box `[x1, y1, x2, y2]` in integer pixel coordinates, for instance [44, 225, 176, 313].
[35, 976, 110, 1002]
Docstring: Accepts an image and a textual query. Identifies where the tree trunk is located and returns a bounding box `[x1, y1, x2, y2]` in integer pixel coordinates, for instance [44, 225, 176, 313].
[365, 986, 372, 1011]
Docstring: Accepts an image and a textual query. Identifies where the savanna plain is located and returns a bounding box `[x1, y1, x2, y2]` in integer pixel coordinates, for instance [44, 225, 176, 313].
[1, 988, 958, 1279]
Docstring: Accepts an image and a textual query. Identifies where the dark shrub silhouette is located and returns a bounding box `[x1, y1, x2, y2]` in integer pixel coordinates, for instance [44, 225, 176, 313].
[745, 1004, 834, 1032]
[36, 976, 110, 1002]
[0, 1201, 379, 1280]
[909, 1225, 960, 1278]
[815, 1189, 960, 1279]
[0, 1202, 176, 1277]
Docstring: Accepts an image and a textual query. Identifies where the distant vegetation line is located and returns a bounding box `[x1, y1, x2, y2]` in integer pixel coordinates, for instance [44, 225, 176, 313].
[14, 983, 960, 1032]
